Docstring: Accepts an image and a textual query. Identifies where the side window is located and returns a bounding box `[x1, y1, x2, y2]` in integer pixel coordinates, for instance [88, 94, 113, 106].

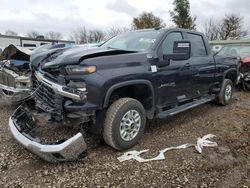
[162, 32, 183, 54]
[186, 33, 207, 56]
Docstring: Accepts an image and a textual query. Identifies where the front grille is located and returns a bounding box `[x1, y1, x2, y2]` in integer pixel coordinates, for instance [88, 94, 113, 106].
[32, 75, 64, 119]
[0, 69, 16, 87]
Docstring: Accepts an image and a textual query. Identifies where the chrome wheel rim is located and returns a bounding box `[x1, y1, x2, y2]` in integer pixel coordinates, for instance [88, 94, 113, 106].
[225, 84, 232, 101]
[120, 110, 141, 141]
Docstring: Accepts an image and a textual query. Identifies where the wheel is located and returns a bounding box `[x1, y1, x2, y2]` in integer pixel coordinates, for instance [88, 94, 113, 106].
[103, 98, 146, 150]
[216, 79, 233, 105]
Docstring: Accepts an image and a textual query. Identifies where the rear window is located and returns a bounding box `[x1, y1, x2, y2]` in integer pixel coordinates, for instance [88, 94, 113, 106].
[187, 33, 207, 56]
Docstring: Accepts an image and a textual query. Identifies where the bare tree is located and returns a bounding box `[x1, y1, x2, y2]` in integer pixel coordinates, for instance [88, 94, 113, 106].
[202, 14, 248, 40]
[88, 29, 105, 43]
[5, 30, 18, 36]
[45, 31, 63, 40]
[204, 18, 220, 40]
[218, 14, 248, 40]
[70, 26, 129, 44]
[105, 26, 130, 40]
[69, 27, 89, 44]
[26, 30, 41, 38]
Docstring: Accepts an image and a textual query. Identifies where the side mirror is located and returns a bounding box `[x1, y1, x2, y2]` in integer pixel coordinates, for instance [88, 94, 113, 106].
[164, 40, 191, 61]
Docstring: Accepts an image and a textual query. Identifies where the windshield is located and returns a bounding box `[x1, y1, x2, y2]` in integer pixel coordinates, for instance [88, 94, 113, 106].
[102, 30, 163, 52]
[217, 45, 250, 57]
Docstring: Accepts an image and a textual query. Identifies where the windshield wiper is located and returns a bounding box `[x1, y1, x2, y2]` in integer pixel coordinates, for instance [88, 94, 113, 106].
[106, 46, 123, 50]
[106, 46, 138, 52]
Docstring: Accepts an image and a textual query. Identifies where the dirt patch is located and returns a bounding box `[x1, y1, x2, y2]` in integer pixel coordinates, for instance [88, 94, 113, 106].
[0, 92, 249, 187]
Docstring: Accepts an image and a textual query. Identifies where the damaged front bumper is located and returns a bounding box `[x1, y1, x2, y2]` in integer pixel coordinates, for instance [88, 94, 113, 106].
[9, 106, 87, 162]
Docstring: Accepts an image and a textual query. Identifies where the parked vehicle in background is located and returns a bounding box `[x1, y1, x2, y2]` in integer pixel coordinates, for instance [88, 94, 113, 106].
[0, 43, 77, 104]
[0, 45, 32, 104]
[9, 28, 239, 162]
[216, 45, 250, 91]
[209, 39, 250, 53]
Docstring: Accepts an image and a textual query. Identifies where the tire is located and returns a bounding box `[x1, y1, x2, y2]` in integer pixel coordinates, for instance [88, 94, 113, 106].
[103, 98, 146, 150]
[216, 79, 233, 106]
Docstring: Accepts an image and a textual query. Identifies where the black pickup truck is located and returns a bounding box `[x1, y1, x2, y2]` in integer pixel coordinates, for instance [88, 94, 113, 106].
[9, 28, 239, 162]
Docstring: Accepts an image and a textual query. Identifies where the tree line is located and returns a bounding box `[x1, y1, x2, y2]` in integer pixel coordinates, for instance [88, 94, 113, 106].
[204, 15, 248, 40]
[1, 0, 248, 43]
[3, 30, 63, 40]
[2, 27, 130, 43]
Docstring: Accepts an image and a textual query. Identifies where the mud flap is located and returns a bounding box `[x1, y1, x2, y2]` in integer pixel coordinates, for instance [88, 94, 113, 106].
[9, 106, 87, 163]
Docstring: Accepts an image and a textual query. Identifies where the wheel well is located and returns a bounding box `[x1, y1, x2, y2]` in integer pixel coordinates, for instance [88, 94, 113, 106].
[106, 84, 154, 119]
[225, 70, 238, 85]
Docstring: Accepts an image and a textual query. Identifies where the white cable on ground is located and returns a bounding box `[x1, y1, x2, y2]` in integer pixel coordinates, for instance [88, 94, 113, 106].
[118, 134, 218, 163]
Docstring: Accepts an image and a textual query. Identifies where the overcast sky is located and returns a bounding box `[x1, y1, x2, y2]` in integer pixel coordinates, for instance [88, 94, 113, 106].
[0, 0, 249, 39]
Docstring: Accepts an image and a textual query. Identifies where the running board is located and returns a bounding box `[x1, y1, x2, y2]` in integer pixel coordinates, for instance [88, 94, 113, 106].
[157, 97, 214, 119]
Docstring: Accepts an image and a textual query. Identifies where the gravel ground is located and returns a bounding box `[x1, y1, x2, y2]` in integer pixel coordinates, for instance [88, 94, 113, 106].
[0, 92, 249, 187]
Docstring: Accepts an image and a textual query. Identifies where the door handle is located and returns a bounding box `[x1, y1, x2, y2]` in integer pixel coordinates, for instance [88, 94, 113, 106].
[209, 61, 214, 65]
[184, 63, 191, 68]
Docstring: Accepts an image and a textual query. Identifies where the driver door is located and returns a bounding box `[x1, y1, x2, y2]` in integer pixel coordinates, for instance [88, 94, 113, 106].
[155, 32, 193, 109]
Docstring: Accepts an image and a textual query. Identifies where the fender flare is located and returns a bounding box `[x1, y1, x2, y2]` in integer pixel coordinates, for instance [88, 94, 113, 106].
[103, 79, 155, 117]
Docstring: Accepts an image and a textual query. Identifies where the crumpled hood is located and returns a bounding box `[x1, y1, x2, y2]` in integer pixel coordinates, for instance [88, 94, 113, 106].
[33, 46, 140, 69]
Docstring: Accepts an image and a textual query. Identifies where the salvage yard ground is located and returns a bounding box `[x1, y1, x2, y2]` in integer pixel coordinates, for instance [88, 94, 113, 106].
[0, 92, 249, 187]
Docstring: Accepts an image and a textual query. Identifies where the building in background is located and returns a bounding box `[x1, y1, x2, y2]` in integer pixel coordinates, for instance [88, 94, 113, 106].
[0, 35, 75, 51]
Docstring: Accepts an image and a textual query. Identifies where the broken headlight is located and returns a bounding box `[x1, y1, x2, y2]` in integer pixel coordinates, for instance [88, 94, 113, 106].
[65, 65, 96, 75]
[62, 87, 87, 102]
[67, 81, 86, 91]
[66, 81, 87, 100]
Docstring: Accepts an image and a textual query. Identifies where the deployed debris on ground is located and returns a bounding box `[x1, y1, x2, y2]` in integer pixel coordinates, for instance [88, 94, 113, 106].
[118, 134, 218, 162]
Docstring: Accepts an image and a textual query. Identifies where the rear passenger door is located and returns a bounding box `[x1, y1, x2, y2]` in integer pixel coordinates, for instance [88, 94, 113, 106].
[184, 32, 215, 97]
